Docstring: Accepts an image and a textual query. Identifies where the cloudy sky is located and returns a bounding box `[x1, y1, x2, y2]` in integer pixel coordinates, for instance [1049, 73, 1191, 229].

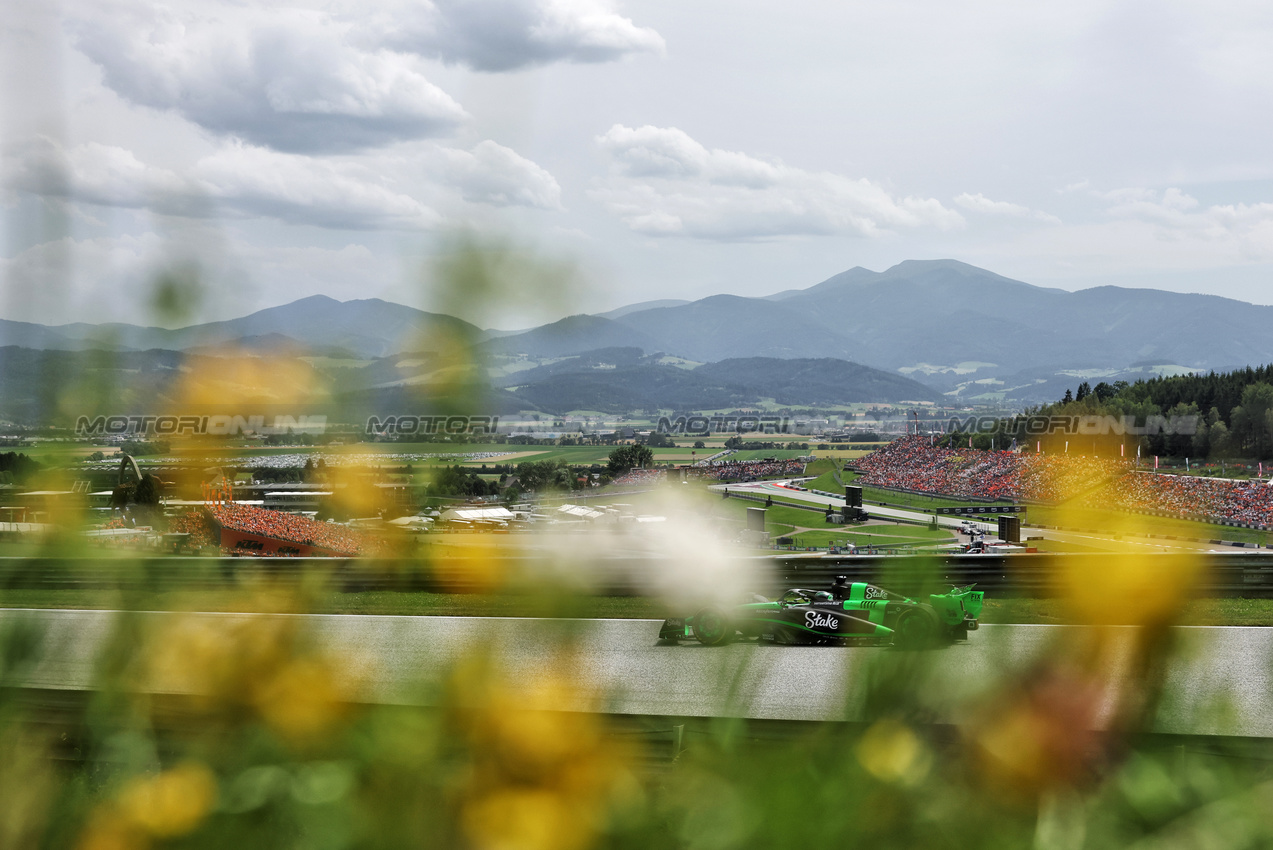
[3, 0, 1273, 329]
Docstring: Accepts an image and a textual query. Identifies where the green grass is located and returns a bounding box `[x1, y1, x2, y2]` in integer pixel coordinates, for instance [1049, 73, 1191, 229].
[786, 531, 951, 549]
[1028, 503, 1273, 546]
[807, 472, 840, 491]
[727, 449, 811, 461]
[788, 523, 955, 548]
[714, 499, 832, 532]
[1026, 537, 1116, 554]
[0, 588, 672, 618]
[802, 458, 837, 478]
[980, 597, 1273, 627]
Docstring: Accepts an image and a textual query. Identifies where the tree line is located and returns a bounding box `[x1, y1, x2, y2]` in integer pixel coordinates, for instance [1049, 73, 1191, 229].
[948, 366, 1273, 460]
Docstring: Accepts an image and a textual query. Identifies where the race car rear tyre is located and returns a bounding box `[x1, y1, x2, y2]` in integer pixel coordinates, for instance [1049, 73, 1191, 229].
[691, 606, 733, 646]
[893, 605, 939, 649]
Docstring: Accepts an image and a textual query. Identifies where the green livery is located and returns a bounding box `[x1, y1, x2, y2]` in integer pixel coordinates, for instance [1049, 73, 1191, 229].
[659, 578, 983, 649]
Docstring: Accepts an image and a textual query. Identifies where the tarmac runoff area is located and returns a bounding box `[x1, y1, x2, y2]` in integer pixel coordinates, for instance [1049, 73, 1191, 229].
[713, 479, 1255, 553]
[5, 608, 1273, 738]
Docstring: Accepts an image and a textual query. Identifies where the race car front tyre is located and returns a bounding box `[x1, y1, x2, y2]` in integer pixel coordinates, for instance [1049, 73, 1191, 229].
[893, 605, 939, 649]
[691, 606, 734, 646]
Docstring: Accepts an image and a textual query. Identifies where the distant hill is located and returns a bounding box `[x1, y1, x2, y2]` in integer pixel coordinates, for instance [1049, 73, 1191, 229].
[479, 314, 659, 358]
[508, 352, 940, 413]
[593, 298, 691, 320]
[491, 348, 649, 388]
[610, 295, 856, 361]
[5, 295, 486, 359]
[694, 357, 942, 406]
[0, 344, 939, 423]
[594, 260, 1273, 401]
[0, 345, 529, 424]
[10, 259, 1273, 407]
[0, 318, 113, 351]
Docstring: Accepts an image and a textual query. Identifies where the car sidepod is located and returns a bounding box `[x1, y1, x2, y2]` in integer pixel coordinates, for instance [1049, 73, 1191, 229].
[659, 583, 983, 647]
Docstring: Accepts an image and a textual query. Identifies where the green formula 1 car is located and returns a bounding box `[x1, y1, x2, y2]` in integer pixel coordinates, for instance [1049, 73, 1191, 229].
[658, 578, 983, 649]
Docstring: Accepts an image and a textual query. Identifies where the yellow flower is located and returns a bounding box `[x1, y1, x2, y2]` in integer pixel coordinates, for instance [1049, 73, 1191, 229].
[968, 668, 1107, 798]
[1057, 550, 1201, 626]
[253, 655, 350, 744]
[435, 537, 506, 594]
[76, 810, 144, 850]
[79, 762, 218, 849]
[117, 762, 218, 838]
[462, 788, 588, 850]
[143, 614, 293, 709]
[173, 347, 323, 409]
[855, 720, 930, 786]
[447, 653, 638, 850]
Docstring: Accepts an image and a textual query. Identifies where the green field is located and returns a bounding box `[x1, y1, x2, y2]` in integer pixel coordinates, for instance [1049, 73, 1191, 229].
[806, 468, 841, 491]
[725, 449, 812, 461]
[786, 525, 955, 550]
[1028, 502, 1273, 547]
[712, 498, 826, 532]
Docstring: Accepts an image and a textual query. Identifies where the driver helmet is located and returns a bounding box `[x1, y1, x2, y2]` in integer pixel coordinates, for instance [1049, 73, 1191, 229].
[812, 591, 833, 604]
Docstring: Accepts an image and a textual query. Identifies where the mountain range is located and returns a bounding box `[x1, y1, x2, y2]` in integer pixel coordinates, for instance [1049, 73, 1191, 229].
[4, 259, 1272, 412]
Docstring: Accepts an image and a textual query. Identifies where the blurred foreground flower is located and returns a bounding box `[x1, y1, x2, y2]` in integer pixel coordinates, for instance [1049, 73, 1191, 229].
[78, 761, 217, 849]
[448, 652, 640, 850]
[434, 536, 507, 594]
[856, 719, 931, 786]
[137, 605, 358, 746]
[1052, 507, 1203, 627]
[965, 514, 1201, 802]
[967, 665, 1110, 799]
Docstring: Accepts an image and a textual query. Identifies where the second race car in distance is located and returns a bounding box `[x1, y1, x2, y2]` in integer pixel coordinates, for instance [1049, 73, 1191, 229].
[658, 578, 983, 649]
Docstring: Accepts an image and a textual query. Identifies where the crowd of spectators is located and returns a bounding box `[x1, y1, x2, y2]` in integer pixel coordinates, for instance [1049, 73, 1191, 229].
[855, 436, 1128, 502]
[1082, 472, 1273, 526]
[1016, 453, 1132, 502]
[688, 458, 809, 482]
[611, 468, 667, 487]
[168, 511, 218, 549]
[207, 504, 388, 555]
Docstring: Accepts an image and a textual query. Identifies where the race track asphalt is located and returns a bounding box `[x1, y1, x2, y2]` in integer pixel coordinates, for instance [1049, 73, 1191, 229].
[4, 609, 1272, 737]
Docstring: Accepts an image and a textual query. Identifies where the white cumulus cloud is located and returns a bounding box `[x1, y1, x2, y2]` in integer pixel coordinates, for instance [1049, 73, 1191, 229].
[195, 144, 439, 229]
[593, 125, 962, 240]
[954, 192, 1061, 224]
[6, 137, 437, 229]
[364, 0, 665, 72]
[68, 2, 469, 153]
[437, 140, 563, 209]
[6, 135, 564, 229]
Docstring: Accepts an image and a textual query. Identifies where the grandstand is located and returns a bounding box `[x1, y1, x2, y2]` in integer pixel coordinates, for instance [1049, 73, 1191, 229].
[856, 436, 1273, 528]
[854, 436, 1127, 502]
[1081, 471, 1273, 528]
[172, 504, 389, 556]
